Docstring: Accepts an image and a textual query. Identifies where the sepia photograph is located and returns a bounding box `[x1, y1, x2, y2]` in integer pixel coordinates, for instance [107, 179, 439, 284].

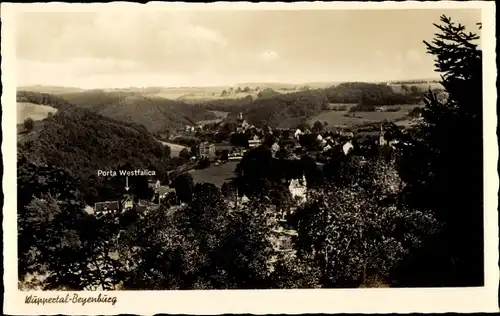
[2, 1, 498, 315]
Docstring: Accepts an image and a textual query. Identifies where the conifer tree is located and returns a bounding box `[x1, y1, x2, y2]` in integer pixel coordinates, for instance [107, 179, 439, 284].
[396, 15, 483, 286]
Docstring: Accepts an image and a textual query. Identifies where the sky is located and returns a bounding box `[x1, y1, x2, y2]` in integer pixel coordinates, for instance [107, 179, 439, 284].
[16, 9, 481, 88]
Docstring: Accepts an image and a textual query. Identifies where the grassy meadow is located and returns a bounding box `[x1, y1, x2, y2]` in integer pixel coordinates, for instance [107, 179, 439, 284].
[189, 161, 239, 187]
[308, 104, 422, 128]
[17, 102, 58, 124]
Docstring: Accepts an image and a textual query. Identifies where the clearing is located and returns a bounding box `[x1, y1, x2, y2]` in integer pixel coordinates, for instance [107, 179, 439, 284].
[189, 161, 239, 187]
[157, 140, 188, 157]
[17, 102, 58, 124]
[308, 104, 422, 128]
[196, 111, 229, 126]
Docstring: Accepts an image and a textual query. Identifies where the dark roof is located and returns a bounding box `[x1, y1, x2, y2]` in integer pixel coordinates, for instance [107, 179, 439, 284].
[121, 195, 135, 204]
[157, 186, 176, 196]
[136, 201, 160, 213]
[138, 199, 152, 206]
[94, 201, 119, 212]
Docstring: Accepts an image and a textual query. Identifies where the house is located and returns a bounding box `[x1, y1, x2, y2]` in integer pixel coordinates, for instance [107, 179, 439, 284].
[289, 176, 307, 204]
[121, 195, 135, 211]
[148, 179, 161, 189]
[241, 120, 250, 130]
[294, 129, 304, 139]
[317, 134, 328, 146]
[270, 142, 280, 154]
[248, 135, 262, 148]
[339, 130, 354, 138]
[156, 185, 176, 199]
[342, 141, 354, 155]
[84, 205, 94, 215]
[323, 144, 333, 152]
[379, 125, 388, 147]
[228, 153, 243, 160]
[198, 142, 216, 159]
[94, 201, 120, 217]
[137, 199, 161, 215]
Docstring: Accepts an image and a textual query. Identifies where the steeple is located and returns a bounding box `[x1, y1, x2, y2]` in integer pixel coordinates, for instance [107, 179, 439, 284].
[379, 123, 387, 146]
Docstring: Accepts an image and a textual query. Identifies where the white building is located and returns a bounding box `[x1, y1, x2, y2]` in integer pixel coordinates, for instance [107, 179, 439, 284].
[248, 135, 262, 148]
[271, 142, 280, 155]
[342, 141, 354, 155]
[294, 129, 304, 139]
[289, 175, 307, 204]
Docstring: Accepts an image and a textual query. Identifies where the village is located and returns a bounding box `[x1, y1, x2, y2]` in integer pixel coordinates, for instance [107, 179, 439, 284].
[91, 111, 409, 227]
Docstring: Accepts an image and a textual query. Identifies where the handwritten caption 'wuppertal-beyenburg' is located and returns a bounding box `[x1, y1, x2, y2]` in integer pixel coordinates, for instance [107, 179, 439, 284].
[97, 169, 156, 177]
[25, 293, 117, 306]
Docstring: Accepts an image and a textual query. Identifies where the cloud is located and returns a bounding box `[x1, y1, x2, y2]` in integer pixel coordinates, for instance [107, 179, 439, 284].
[16, 11, 229, 74]
[404, 49, 422, 64]
[258, 50, 279, 62]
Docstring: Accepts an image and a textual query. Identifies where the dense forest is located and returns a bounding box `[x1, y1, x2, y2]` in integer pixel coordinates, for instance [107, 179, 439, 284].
[17, 95, 172, 205]
[17, 16, 483, 291]
[195, 82, 426, 128]
[323, 82, 423, 105]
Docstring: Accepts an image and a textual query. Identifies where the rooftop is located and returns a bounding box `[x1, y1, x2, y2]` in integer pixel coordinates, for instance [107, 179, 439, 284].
[94, 201, 119, 212]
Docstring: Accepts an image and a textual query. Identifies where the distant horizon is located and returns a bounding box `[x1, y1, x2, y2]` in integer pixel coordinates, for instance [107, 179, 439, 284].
[17, 77, 442, 91]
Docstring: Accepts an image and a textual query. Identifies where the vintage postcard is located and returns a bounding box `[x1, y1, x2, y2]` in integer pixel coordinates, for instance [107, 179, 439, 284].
[2, 1, 498, 315]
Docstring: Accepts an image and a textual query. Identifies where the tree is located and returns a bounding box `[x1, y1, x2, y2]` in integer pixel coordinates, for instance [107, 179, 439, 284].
[120, 183, 278, 290]
[179, 148, 191, 160]
[312, 121, 324, 134]
[23, 118, 35, 132]
[396, 15, 483, 286]
[17, 155, 127, 290]
[275, 148, 289, 160]
[294, 184, 439, 287]
[196, 157, 210, 169]
[282, 130, 291, 140]
[263, 133, 276, 147]
[296, 121, 310, 132]
[409, 85, 421, 95]
[171, 173, 195, 203]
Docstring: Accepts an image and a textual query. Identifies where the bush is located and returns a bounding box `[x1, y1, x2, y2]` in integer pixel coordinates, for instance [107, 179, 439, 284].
[23, 118, 35, 132]
[349, 104, 376, 112]
[196, 158, 211, 169]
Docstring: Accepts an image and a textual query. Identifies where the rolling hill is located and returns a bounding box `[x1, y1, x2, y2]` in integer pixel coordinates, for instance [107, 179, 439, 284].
[17, 92, 173, 205]
[17, 85, 86, 94]
[54, 90, 217, 133]
[241, 89, 330, 128]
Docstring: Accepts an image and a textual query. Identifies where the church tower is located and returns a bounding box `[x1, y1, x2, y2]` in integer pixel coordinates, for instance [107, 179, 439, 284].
[379, 124, 387, 147]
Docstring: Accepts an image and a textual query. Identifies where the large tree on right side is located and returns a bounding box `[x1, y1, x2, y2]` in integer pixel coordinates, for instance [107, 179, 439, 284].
[395, 16, 483, 286]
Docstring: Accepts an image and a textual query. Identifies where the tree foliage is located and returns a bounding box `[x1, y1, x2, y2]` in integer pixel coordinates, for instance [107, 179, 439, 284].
[395, 15, 483, 286]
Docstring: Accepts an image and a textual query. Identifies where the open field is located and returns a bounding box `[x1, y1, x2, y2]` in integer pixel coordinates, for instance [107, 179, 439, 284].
[209, 111, 230, 119]
[157, 140, 187, 157]
[17, 102, 58, 124]
[308, 104, 422, 128]
[197, 111, 229, 125]
[189, 161, 239, 187]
